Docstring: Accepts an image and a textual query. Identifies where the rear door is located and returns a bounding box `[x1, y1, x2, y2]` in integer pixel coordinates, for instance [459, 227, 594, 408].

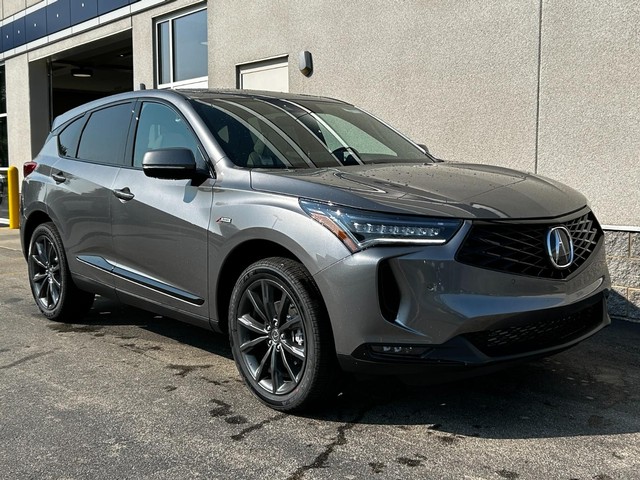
[110, 100, 214, 322]
[47, 101, 134, 292]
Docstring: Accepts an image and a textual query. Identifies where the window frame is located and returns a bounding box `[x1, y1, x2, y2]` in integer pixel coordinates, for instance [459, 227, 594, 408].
[155, 6, 208, 90]
[127, 99, 214, 177]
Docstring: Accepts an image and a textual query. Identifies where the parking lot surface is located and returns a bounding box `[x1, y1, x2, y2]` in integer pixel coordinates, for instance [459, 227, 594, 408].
[1, 228, 639, 479]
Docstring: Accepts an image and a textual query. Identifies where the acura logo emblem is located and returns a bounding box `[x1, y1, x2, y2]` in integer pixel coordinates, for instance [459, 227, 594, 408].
[546, 226, 574, 269]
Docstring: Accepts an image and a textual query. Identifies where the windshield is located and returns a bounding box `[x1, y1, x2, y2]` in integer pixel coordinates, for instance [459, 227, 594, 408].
[191, 96, 430, 169]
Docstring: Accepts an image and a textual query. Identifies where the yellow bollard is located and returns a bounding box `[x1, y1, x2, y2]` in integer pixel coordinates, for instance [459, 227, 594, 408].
[8, 166, 19, 229]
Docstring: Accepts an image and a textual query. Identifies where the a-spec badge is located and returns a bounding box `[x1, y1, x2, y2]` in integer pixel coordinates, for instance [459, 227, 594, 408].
[546, 226, 574, 269]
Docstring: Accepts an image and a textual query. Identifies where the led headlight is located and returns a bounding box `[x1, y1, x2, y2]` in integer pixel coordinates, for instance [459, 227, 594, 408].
[300, 199, 462, 252]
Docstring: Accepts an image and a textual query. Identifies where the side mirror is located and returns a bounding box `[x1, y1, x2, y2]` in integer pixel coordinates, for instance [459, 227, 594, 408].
[142, 148, 197, 180]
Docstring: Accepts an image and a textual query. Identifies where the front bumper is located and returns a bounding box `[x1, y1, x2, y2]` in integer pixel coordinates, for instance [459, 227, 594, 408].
[339, 291, 609, 375]
[312, 220, 611, 375]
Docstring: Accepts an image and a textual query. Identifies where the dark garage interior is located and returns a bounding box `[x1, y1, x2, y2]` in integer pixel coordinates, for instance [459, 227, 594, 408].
[49, 31, 133, 119]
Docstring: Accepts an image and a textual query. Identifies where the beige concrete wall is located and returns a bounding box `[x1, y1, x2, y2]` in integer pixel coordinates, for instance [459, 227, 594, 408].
[3, 0, 26, 17]
[537, 0, 640, 227]
[2, 0, 58, 15]
[4, 56, 49, 171]
[5, 54, 32, 170]
[209, 0, 541, 174]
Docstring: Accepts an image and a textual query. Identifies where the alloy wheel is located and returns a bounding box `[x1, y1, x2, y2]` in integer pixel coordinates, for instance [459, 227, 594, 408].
[29, 234, 62, 311]
[236, 278, 307, 396]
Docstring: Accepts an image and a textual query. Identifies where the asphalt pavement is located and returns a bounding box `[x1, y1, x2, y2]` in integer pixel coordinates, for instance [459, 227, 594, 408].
[1, 227, 639, 479]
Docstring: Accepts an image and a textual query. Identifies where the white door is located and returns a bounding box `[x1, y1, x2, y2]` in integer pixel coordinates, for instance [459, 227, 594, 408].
[238, 58, 289, 92]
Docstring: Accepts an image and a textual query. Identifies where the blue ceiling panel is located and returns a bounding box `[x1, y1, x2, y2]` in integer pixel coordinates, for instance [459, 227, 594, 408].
[70, 0, 98, 26]
[97, 0, 130, 16]
[0, 0, 142, 53]
[1, 24, 15, 52]
[25, 8, 47, 43]
[48, 0, 72, 34]
[13, 17, 27, 48]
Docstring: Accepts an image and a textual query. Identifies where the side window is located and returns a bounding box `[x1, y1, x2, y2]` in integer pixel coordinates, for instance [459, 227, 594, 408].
[57, 116, 85, 158]
[133, 102, 201, 168]
[193, 101, 286, 168]
[77, 103, 133, 165]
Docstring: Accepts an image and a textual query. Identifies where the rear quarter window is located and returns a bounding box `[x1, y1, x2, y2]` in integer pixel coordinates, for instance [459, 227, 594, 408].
[57, 116, 85, 158]
[77, 102, 134, 165]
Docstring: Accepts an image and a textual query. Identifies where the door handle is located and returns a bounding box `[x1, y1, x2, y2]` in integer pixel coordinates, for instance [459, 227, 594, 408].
[52, 172, 66, 184]
[113, 187, 135, 201]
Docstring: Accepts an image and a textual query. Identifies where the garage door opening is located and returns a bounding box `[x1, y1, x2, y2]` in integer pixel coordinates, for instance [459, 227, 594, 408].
[49, 32, 133, 120]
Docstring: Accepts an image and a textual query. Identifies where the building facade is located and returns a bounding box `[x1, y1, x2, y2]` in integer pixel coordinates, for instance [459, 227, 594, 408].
[1, 0, 638, 319]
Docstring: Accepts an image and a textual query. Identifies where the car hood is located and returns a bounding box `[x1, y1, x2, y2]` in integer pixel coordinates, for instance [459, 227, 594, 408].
[250, 162, 588, 219]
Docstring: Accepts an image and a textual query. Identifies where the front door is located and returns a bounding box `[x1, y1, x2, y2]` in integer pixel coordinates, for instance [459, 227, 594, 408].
[110, 101, 214, 321]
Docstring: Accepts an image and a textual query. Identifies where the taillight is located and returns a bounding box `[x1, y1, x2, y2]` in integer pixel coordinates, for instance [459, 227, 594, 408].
[23, 162, 38, 177]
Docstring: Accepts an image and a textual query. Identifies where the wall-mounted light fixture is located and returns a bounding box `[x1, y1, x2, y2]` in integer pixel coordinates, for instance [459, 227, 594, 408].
[71, 68, 93, 78]
[299, 50, 313, 77]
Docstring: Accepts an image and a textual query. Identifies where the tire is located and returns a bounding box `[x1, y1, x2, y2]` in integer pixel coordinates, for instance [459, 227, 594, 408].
[27, 222, 95, 322]
[229, 257, 336, 411]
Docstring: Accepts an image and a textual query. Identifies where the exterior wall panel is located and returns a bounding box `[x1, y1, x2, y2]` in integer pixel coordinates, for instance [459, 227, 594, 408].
[209, 0, 541, 174]
[70, 0, 99, 25]
[2, 25, 16, 52]
[13, 17, 26, 48]
[3, 0, 26, 18]
[25, 8, 47, 43]
[47, 0, 72, 34]
[5, 55, 32, 169]
[98, 0, 130, 16]
[537, 0, 640, 228]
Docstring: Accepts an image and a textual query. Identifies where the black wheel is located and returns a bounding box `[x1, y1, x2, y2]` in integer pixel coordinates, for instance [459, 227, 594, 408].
[27, 222, 95, 322]
[229, 257, 336, 411]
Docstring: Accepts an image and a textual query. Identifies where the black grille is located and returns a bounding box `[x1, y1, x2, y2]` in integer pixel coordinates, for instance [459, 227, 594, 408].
[456, 211, 602, 279]
[465, 296, 603, 357]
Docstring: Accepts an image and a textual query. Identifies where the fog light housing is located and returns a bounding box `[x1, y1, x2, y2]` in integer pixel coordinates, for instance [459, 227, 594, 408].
[370, 345, 430, 357]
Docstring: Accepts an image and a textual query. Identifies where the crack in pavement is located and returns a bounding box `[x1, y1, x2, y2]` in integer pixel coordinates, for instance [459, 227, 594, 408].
[231, 413, 288, 441]
[285, 406, 372, 480]
[0, 350, 54, 370]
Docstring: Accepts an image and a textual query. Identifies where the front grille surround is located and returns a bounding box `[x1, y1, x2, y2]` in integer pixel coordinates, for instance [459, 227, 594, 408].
[456, 211, 602, 280]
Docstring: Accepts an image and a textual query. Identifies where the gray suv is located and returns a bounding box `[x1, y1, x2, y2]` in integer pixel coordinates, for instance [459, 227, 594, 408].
[21, 89, 611, 411]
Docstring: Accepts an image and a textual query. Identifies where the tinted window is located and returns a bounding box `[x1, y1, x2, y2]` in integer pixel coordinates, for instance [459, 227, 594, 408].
[133, 102, 202, 168]
[192, 100, 294, 168]
[77, 103, 133, 165]
[57, 116, 85, 158]
[192, 97, 429, 168]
